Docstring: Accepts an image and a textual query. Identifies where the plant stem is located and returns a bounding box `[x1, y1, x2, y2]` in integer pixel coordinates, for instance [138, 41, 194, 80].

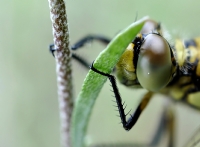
[48, 0, 73, 147]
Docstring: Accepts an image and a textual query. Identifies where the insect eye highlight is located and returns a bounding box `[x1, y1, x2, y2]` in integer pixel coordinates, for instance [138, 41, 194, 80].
[136, 34, 172, 92]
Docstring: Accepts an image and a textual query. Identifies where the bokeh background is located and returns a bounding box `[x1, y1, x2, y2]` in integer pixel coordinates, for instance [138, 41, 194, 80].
[1, 0, 200, 147]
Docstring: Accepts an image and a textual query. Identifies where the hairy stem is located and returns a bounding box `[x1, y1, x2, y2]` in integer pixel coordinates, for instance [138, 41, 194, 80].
[48, 0, 73, 147]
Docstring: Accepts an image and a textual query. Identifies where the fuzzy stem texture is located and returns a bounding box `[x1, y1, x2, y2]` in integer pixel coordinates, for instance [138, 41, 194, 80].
[48, 0, 73, 147]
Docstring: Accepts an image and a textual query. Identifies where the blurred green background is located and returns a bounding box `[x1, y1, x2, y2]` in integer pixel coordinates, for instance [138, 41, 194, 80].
[1, 0, 200, 147]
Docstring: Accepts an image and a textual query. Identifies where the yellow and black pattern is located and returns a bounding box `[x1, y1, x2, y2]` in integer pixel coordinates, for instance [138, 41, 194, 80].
[166, 37, 200, 108]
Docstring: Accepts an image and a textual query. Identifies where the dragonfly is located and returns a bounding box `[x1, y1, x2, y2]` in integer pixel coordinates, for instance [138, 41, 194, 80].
[50, 19, 200, 147]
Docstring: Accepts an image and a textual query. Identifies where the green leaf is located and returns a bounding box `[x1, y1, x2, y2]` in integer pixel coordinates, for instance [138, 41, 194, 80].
[71, 17, 148, 147]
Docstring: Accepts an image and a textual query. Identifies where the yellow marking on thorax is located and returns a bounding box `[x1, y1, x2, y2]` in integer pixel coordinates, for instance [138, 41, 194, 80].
[174, 39, 186, 67]
[196, 62, 200, 76]
[175, 39, 200, 66]
[161, 76, 192, 100]
[194, 37, 200, 49]
[188, 46, 198, 63]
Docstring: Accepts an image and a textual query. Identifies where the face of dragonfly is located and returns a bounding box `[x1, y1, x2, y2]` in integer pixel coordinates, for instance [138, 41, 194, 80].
[115, 43, 141, 88]
[116, 33, 174, 92]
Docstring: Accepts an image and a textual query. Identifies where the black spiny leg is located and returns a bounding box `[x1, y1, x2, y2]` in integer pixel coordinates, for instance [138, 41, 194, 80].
[89, 100, 175, 147]
[49, 44, 91, 69]
[49, 44, 56, 57]
[71, 35, 110, 50]
[49, 35, 111, 70]
[90, 63, 153, 131]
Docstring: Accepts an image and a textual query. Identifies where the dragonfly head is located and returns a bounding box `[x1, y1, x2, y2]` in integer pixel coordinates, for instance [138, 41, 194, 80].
[116, 33, 173, 92]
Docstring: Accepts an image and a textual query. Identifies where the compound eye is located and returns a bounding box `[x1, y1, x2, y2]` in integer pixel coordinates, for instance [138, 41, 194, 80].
[140, 19, 160, 34]
[136, 34, 172, 92]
